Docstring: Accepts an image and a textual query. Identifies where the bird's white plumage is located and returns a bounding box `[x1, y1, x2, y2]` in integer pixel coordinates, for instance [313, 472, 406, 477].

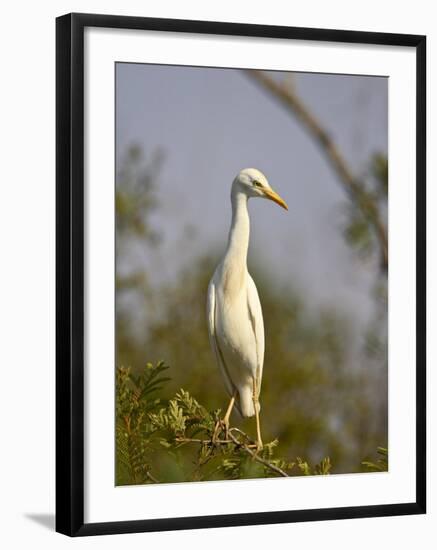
[247, 273, 265, 396]
[206, 168, 286, 421]
[206, 280, 237, 400]
[207, 271, 264, 417]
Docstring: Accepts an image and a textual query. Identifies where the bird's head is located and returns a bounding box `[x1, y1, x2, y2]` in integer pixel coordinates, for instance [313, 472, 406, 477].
[232, 168, 288, 210]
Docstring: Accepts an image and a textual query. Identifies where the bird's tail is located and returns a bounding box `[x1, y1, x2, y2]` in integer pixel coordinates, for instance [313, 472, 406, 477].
[235, 386, 260, 418]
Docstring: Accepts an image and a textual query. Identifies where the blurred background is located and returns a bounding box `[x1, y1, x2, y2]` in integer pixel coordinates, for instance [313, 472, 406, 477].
[115, 63, 388, 476]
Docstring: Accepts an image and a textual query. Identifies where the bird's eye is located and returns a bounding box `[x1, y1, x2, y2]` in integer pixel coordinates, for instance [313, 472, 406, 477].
[253, 180, 263, 188]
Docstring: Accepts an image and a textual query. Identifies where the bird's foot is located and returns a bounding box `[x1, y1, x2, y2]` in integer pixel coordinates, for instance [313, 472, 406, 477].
[251, 439, 263, 458]
[212, 420, 222, 444]
[222, 418, 230, 440]
[212, 417, 233, 446]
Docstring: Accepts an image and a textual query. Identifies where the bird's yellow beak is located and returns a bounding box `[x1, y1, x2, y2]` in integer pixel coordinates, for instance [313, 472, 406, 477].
[262, 188, 288, 210]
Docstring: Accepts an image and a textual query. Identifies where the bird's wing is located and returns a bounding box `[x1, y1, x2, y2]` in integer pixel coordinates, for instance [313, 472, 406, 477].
[247, 274, 265, 396]
[206, 279, 236, 399]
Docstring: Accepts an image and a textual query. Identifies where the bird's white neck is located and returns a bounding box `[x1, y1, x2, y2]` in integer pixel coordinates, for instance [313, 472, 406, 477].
[222, 190, 250, 292]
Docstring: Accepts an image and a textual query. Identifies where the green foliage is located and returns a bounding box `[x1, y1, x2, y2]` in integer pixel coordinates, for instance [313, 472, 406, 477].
[116, 144, 162, 244]
[296, 456, 332, 476]
[116, 361, 170, 484]
[116, 363, 386, 484]
[362, 447, 388, 472]
[116, 363, 335, 484]
[343, 153, 388, 264]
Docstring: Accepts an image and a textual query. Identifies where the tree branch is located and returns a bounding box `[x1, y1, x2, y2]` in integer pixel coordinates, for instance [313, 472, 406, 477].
[176, 428, 289, 478]
[228, 430, 289, 477]
[245, 70, 388, 272]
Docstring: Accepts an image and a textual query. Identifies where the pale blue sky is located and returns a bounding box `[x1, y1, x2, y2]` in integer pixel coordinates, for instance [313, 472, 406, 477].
[116, 63, 387, 332]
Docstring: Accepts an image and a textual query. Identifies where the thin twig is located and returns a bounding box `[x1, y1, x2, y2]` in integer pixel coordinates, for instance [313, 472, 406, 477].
[245, 70, 388, 272]
[175, 437, 234, 445]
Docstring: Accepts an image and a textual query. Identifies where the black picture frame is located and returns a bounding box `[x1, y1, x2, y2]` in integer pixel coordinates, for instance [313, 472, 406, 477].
[56, 12, 426, 537]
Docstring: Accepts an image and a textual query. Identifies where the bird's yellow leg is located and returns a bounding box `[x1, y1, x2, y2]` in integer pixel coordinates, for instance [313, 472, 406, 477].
[212, 391, 236, 443]
[223, 391, 237, 437]
[212, 417, 221, 443]
[253, 378, 263, 453]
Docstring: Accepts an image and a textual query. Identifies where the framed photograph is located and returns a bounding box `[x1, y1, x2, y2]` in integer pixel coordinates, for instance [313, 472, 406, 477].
[56, 12, 426, 536]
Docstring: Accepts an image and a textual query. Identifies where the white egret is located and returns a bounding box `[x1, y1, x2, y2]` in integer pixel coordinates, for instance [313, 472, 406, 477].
[207, 168, 288, 450]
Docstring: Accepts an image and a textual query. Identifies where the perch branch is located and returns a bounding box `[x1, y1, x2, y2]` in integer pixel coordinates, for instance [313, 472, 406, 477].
[176, 428, 289, 478]
[245, 70, 388, 271]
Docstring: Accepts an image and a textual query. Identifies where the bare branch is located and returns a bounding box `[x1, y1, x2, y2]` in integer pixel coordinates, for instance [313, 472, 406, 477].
[175, 437, 234, 444]
[245, 70, 388, 272]
[176, 428, 290, 478]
